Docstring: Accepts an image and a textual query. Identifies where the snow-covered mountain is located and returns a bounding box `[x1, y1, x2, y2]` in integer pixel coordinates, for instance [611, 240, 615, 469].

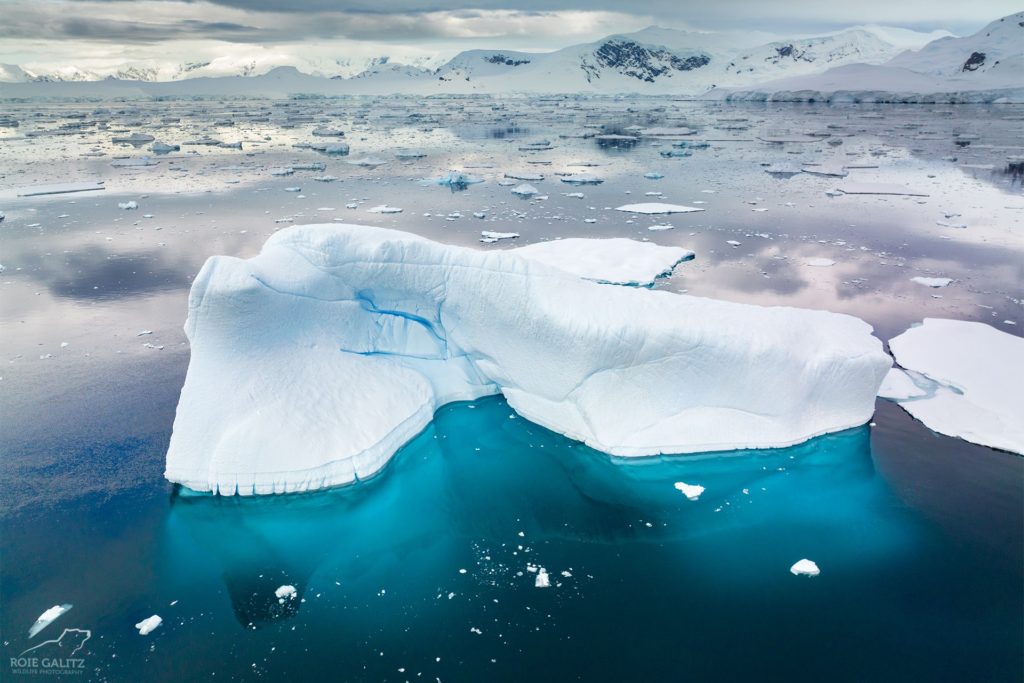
[719, 12, 1024, 102]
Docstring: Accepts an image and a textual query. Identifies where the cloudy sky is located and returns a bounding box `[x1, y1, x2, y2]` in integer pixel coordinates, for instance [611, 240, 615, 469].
[0, 0, 1017, 77]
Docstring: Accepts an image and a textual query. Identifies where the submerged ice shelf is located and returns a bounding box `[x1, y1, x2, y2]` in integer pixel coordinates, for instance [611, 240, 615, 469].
[165, 224, 891, 495]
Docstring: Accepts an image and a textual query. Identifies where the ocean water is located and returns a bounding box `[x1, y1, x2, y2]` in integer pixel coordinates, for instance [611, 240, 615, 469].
[0, 97, 1021, 681]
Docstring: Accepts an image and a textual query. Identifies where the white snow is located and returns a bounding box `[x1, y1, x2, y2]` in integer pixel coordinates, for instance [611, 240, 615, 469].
[135, 615, 163, 635]
[790, 559, 820, 577]
[673, 482, 705, 500]
[887, 319, 1024, 454]
[514, 238, 693, 286]
[164, 224, 891, 495]
[615, 203, 705, 215]
[910, 276, 952, 288]
[877, 367, 928, 401]
[29, 604, 72, 638]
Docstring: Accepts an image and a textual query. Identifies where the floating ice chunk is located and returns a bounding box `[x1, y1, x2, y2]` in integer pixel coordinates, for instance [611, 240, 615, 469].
[348, 157, 386, 168]
[888, 319, 1024, 454]
[312, 127, 345, 137]
[640, 127, 696, 137]
[269, 167, 295, 176]
[429, 172, 483, 188]
[17, 182, 105, 197]
[29, 604, 72, 638]
[758, 134, 819, 143]
[910, 277, 952, 288]
[164, 224, 890, 495]
[505, 172, 543, 181]
[284, 187, 302, 193]
[395, 149, 427, 160]
[112, 132, 154, 143]
[368, 205, 403, 214]
[313, 175, 338, 182]
[615, 203, 704, 215]
[674, 482, 704, 501]
[135, 615, 162, 635]
[275, 585, 297, 601]
[511, 183, 539, 197]
[644, 172, 664, 180]
[110, 157, 157, 167]
[292, 162, 326, 171]
[480, 230, 519, 242]
[726, 240, 742, 247]
[647, 224, 674, 231]
[514, 238, 693, 286]
[219, 141, 242, 150]
[802, 164, 848, 178]
[535, 568, 550, 588]
[118, 201, 139, 210]
[804, 257, 835, 267]
[322, 144, 350, 155]
[559, 175, 603, 185]
[877, 367, 928, 401]
[838, 183, 929, 197]
[150, 142, 179, 154]
[764, 164, 802, 175]
[790, 559, 820, 576]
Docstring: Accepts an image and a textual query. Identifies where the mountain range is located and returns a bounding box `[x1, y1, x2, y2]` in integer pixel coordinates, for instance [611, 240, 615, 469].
[1, 13, 1020, 100]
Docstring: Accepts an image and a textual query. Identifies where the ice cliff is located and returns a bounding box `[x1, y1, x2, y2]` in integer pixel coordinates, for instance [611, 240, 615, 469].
[165, 225, 891, 495]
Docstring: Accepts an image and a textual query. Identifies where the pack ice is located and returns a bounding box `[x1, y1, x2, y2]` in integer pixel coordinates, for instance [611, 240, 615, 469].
[165, 225, 890, 495]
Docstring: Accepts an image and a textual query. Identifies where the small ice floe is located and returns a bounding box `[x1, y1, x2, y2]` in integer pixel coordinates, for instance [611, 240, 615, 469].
[562, 192, 585, 199]
[644, 172, 664, 180]
[480, 231, 519, 243]
[112, 132, 154, 144]
[504, 172, 543, 181]
[511, 183, 539, 197]
[615, 203, 704, 215]
[757, 133, 819, 143]
[135, 615, 163, 635]
[559, 174, 603, 185]
[648, 224, 674, 231]
[910, 276, 952, 288]
[639, 126, 696, 137]
[514, 238, 693, 286]
[312, 127, 345, 137]
[763, 164, 802, 176]
[150, 142, 179, 154]
[218, 141, 242, 150]
[136, 330, 153, 336]
[292, 162, 326, 171]
[284, 187, 302, 192]
[368, 205, 402, 214]
[29, 604, 72, 638]
[837, 182, 928, 197]
[804, 257, 835, 267]
[348, 157, 386, 168]
[790, 559, 820, 577]
[429, 172, 484, 189]
[673, 482, 704, 501]
[269, 167, 295, 176]
[118, 201, 139, 210]
[936, 220, 967, 229]
[887, 319, 1023, 454]
[801, 163, 848, 178]
[110, 157, 157, 167]
[535, 568, 550, 588]
[395, 149, 427, 160]
[275, 585, 297, 602]
[313, 175, 338, 182]
[726, 240, 742, 247]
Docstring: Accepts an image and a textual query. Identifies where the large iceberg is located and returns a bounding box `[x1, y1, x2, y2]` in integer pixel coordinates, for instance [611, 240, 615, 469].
[165, 225, 890, 495]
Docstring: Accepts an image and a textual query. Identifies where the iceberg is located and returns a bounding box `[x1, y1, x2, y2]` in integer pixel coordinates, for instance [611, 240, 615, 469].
[135, 615, 162, 635]
[886, 319, 1023, 454]
[165, 224, 890, 495]
[514, 238, 694, 286]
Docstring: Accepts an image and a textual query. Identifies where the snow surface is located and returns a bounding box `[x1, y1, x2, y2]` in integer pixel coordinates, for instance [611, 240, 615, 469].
[513, 238, 694, 286]
[135, 615, 162, 635]
[164, 224, 890, 495]
[887, 319, 1023, 455]
[877, 368, 928, 401]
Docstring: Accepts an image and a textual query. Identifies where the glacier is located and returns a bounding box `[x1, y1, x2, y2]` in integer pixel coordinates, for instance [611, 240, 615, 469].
[164, 224, 891, 495]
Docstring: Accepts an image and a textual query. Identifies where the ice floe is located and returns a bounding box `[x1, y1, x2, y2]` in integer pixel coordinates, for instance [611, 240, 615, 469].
[514, 238, 694, 286]
[910, 276, 952, 288]
[790, 559, 820, 577]
[135, 615, 162, 635]
[164, 224, 890, 495]
[16, 181, 105, 197]
[886, 319, 1023, 454]
[615, 203, 704, 215]
[673, 482, 705, 501]
[29, 604, 72, 638]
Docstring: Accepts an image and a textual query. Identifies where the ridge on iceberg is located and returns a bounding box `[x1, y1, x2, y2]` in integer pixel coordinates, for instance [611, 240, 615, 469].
[165, 224, 890, 495]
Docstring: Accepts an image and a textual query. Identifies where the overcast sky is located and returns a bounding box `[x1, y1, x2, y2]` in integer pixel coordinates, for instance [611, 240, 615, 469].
[0, 0, 1017, 74]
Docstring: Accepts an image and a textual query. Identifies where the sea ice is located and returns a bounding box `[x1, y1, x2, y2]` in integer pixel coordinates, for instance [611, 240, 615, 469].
[514, 238, 693, 286]
[559, 175, 603, 185]
[164, 224, 891, 495]
[790, 559, 820, 576]
[838, 182, 929, 197]
[673, 482, 704, 501]
[615, 203, 704, 215]
[511, 183, 539, 196]
[16, 182, 105, 197]
[368, 205, 403, 214]
[29, 604, 72, 638]
[910, 276, 952, 288]
[877, 367, 928, 401]
[887, 319, 1023, 454]
[275, 585, 297, 601]
[118, 201, 139, 210]
[135, 615, 162, 635]
[804, 257, 836, 267]
[535, 568, 550, 588]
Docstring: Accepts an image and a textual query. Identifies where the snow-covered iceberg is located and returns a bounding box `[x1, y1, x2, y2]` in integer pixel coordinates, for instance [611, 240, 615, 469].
[165, 224, 890, 495]
[513, 238, 694, 286]
[885, 319, 1023, 455]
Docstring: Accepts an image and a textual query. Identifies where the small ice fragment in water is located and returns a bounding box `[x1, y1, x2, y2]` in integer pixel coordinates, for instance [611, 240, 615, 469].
[275, 585, 297, 602]
[535, 568, 550, 588]
[29, 604, 72, 638]
[480, 231, 519, 243]
[135, 615, 163, 635]
[910, 277, 952, 288]
[118, 201, 138, 210]
[790, 559, 820, 577]
[511, 183, 539, 197]
[368, 205, 402, 214]
[674, 482, 704, 500]
[726, 240, 742, 247]
[804, 257, 835, 267]
[615, 203, 704, 214]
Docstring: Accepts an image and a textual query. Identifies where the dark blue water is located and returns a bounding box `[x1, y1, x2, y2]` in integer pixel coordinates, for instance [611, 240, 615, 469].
[2, 392, 1020, 682]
